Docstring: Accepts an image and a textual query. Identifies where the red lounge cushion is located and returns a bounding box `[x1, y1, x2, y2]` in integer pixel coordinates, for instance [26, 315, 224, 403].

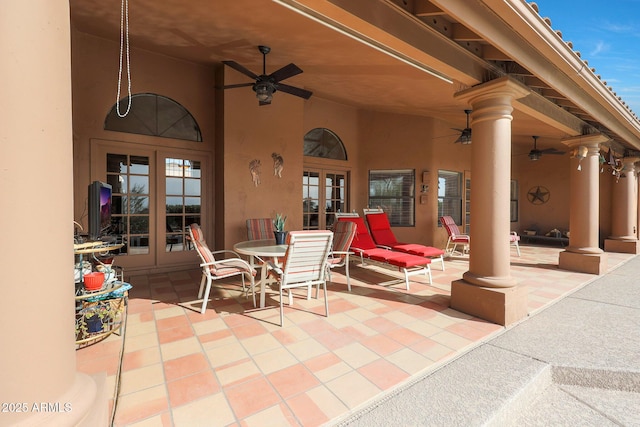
[367, 251, 431, 268]
[394, 244, 444, 257]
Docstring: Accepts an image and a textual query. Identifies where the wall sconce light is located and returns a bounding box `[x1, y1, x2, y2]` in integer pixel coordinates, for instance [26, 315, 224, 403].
[574, 145, 588, 170]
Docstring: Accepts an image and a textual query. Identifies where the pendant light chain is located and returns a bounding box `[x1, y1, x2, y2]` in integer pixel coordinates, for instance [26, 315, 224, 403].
[116, 0, 131, 117]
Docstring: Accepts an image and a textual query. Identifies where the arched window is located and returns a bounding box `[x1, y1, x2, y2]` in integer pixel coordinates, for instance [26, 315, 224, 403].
[104, 93, 202, 142]
[303, 128, 347, 160]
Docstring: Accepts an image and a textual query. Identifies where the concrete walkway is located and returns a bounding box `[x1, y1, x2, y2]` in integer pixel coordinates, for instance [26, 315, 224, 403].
[338, 255, 640, 426]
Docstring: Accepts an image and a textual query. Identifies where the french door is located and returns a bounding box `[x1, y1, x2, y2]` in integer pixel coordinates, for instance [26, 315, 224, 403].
[303, 168, 349, 230]
[91, 139, 210, 270]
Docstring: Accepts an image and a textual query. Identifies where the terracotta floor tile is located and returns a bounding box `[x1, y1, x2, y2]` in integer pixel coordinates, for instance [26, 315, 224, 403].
[358, 358, 410, 390]
[242, 402, 298, 427]
[305, 385, 349, 420]
[267, 363, 320, 398]
[157, 325, 195, 344]
[167, 370, 220, 407]
[359, 334, 404, 356]
[334, 342, 379, 369]
[155, 314, 190, 330]
[325, 371, 380, 409]
[304, 352, 342, 373]
[99, 249, 636, 425]
[119, 363, 165, 396]
[171, 393, 235, 427]
[163, 353, 210, 382]
[113, 385, 168, 426]
[285, 393, 330, 427]
[205, 341, 249, 368]
[230, 321, 268, 340]
[250, 347, 299, 375]
[216, 359, 262, 387]
[313, 328, 354, 351]
[160, 336, 202, 361]
[225, 377, 281, 420]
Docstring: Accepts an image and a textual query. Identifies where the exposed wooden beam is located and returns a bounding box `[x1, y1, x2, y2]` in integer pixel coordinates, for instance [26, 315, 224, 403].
[482, 45, 511, 61]
[413, 0, 445, 17]
[451, 23, 482, 41]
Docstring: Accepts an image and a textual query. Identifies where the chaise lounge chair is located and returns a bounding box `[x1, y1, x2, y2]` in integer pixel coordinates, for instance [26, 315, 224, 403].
[336, 214, 432, 290]
[363, 209, 445, 270]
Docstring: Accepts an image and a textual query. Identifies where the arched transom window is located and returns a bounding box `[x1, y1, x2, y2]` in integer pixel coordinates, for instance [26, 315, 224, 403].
[105, 93, 202, 142]
[303, 128, 347, 160]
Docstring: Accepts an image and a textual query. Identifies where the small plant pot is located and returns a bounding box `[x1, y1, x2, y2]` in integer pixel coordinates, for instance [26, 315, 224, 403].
[274, 231, 287, 245]
[85, 314, 104, 333]
[83, 272, 105, 291]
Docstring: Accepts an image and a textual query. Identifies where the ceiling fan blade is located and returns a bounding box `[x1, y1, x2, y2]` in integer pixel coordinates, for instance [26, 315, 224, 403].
[540, 148, 565, 155]
[276, 83, 313, 99]
[223, 82, 255, 89]
[222, 60, 259, 80]
[269, 63, 303, 82]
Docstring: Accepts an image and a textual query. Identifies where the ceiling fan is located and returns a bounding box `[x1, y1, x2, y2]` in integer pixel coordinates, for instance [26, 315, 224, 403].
[222, 45, 313, 106]
[528, 135, 565, 161]
[452, 109, 472, 144]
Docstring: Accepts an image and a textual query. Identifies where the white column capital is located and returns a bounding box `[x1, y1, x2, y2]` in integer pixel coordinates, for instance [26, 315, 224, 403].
[454, 76, 530, 108]
[561, 133, 609, 150]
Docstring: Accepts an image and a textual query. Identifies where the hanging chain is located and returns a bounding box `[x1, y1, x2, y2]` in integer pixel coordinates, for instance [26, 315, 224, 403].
[116, 0, 131, 117]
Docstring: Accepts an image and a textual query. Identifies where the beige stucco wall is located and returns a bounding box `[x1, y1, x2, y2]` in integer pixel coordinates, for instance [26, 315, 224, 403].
[69, 29, 618, 272]
[71, 30, 216, 233]
[513, 151, 570, 235]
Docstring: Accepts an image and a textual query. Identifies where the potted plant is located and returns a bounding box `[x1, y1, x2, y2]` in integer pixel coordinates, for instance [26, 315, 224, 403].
[273, 213, 287, 244]
[77, 303, 115, 338]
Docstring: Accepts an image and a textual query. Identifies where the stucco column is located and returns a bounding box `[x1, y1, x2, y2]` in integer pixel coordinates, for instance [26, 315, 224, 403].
[603, 157, 640, 253]
[0, 1, 102, 425]
[559, 135, 608, 274]
[449, 77, 529, 326]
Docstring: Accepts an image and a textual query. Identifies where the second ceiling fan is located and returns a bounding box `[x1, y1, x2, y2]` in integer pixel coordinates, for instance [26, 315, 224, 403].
[453, 109, 472, 144]
[222, 45, 313, 106]
[528, 135, 565, 161]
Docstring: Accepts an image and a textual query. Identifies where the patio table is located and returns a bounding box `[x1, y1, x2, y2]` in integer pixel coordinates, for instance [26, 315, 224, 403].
[233, 239, 287, 308]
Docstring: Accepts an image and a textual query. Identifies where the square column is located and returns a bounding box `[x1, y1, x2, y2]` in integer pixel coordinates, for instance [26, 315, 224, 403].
[451, 77, 529, 326]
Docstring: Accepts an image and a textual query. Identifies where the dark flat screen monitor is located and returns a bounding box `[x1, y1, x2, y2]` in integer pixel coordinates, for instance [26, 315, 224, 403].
[88, 181, 112, 240]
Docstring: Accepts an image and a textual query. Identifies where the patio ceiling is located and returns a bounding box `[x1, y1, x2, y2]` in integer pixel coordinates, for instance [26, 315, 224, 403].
[69, 0, 640, 153]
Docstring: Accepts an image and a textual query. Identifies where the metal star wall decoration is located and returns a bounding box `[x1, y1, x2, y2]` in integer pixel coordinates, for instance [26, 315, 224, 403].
[527, 186, 550, 204]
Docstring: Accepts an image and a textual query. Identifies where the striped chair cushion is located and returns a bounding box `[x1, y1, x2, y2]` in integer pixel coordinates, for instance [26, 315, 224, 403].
[332, 221, 357, 253]
[246, 218, 275, 240]
[189, 223, 205, 242]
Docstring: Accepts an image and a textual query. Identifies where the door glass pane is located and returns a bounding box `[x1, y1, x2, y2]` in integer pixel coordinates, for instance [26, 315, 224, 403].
[325, 173, 346, 228]
[303, 171, 320, 230]
[107, 153, 151, 256]
[165, 157, 201, 252]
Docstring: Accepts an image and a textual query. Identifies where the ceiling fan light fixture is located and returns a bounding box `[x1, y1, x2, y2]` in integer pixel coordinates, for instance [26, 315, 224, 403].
[254, 81, 275, 102]
[529, 151, 541, 161]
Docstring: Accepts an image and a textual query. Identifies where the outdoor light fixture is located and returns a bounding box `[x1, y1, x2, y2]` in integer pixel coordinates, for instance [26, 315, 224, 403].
[254, 81, 275, 102]
[575, 145, 588, 170]
[528, 151, 541, 161]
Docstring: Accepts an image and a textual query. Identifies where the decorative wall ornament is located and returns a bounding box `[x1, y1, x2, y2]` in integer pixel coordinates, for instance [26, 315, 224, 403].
[272, 152, 284, 178]
[249, 159, 261, 187]
[527, 186, 550, 205]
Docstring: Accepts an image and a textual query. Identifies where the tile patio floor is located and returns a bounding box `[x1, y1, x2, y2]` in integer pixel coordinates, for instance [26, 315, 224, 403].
[76, 245, 633, 426]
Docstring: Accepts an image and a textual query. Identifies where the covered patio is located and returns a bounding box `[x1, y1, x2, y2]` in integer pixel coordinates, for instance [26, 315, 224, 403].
[77, 246, 633, 425]
[4, 1, 640, 425]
